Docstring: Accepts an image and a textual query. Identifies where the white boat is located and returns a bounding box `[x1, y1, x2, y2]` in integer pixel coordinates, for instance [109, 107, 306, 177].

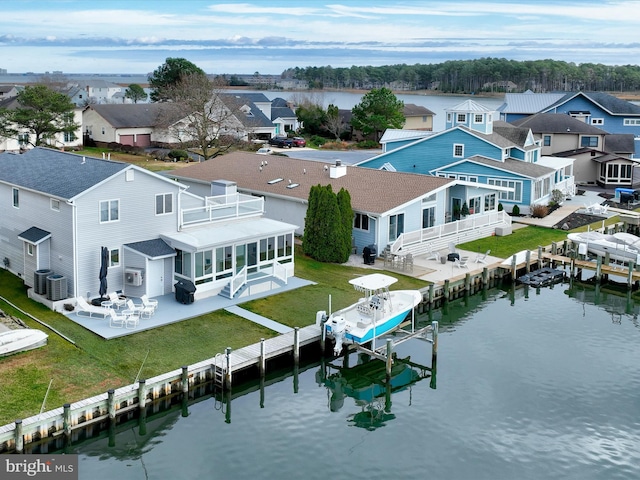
[0, 329, 48, 357]
[316, 273, 422, 355]
[567, 230, 640, 263]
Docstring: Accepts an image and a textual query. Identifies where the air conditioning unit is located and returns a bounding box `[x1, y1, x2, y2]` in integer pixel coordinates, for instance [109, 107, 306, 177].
[125, 268, 143, 286]
[46, 274, 67, 301]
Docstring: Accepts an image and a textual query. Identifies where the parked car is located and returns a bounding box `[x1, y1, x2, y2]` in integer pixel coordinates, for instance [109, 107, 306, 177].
[291, 137, 306, 147]
[268, 136, 293, 148]
[256, 147, 273, 155]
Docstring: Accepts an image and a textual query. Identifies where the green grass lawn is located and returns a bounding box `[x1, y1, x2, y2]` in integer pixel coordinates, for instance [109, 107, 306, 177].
[0, 246, 427, 425]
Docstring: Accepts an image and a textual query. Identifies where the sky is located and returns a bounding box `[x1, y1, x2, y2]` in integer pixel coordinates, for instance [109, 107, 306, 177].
[1, 0, 640, 75]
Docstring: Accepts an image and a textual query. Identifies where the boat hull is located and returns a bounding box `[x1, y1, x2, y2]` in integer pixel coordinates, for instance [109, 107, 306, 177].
[568, 231, 640, 263]
[0, 329, 48, 356]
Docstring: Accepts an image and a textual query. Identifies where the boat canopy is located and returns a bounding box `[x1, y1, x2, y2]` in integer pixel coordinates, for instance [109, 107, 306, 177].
[349, 273, 398, 293]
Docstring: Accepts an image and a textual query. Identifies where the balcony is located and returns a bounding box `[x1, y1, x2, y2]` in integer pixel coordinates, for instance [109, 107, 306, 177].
[180, 193, 264, 229]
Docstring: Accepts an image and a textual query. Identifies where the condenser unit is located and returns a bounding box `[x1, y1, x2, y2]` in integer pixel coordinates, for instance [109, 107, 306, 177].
[124, 268, 143, 286]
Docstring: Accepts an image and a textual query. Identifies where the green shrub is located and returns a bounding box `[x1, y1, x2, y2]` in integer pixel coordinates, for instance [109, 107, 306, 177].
[168, 149, 190, 161]
[498, 203, 504, 211]
[356, 139, 380, 149]
[512, 204, 520, 216]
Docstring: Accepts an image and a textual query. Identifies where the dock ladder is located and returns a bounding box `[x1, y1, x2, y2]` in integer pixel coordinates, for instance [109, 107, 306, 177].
[212, 353, 225, 411]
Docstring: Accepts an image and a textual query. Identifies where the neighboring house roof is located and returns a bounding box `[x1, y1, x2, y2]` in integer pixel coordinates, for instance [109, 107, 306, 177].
[167, 151, 454, 215]
[124, 239, 176, 259]
[0, 147, 128, 199]
[271, 106, 296, 121]
[511, 113, 608, 134]
[492, 122, 533, 146]
[459, 123, 537, 151]
[85, 103, 178, 128]
[463, 155, 555, 178]
[604, 134, 636, 154]
[230, 92, 271, 104]
[448, 99, 494, 113]
[379, 129, 434, 144]
[543, 91, 640, 116]
[498, 92, 566, 114]
[220, 94, 274, 128]
[404, 103, 435, 116]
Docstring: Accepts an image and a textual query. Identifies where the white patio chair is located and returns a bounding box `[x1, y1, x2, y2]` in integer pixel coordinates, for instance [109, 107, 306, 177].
[124, 312, 140, 329]
[108, 309, 126, 328]
[455, 256, 470, 269]
[75, 297, 110, 318]
[108, 292, 127, 309]
[475, 250, 491, 264]
[126, 299, 154, 319]
[140, 294, 158, 311]
[426, 244, 440, 262]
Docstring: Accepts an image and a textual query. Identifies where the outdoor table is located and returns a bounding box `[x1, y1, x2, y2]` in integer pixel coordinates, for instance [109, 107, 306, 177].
[100, 300, 114, 310]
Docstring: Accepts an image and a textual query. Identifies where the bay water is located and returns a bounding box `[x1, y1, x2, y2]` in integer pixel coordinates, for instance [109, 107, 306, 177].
[70, 280, 640, 480]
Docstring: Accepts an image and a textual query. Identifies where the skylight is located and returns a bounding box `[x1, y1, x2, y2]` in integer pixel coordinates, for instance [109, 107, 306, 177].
[268, 178, 283, 184]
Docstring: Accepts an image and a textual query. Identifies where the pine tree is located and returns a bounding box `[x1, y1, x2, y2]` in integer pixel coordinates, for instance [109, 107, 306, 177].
[337, 188, 354, 263]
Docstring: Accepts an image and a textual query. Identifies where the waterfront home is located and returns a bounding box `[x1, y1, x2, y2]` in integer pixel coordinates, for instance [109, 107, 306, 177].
[0, 148, 297, 310]
[356, 100, 576, 215]
[167, 152, 512, 257]
[511, 113, 637, 187]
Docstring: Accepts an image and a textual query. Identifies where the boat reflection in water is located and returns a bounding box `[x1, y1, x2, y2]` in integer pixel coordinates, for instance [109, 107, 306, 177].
[316, 353, 435, 430]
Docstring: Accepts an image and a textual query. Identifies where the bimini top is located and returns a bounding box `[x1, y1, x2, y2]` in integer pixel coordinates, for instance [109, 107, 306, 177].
[349, 273, 398, 292]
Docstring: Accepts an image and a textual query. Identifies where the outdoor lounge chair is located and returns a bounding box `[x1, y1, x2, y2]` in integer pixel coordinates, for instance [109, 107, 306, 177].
[426, 244, 440, 262]
[75, 297, 110, 318]
[455, 256, 469, 269]
[475, 250, 490, 264]
[108, 309, 126, 328]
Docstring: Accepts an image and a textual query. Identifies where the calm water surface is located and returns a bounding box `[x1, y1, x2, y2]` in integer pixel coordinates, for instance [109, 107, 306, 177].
[70, 281, 640, 480]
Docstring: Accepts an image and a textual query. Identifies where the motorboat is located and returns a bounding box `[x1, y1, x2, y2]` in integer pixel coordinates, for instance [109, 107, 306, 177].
[567, 230, 640, 263]
[0, 329, 48, 357]
[316, 273, 422, 355]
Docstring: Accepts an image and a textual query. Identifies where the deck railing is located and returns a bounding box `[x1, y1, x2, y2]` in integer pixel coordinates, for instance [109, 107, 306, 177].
[180, 193, 264, 228]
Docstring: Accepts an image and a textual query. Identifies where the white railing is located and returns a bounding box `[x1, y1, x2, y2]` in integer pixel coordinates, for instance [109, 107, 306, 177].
[390, 210, 511, 254]
[180, 193, 264, 228]
[273, 261, 288, 285]
[230, 266, 248, 298]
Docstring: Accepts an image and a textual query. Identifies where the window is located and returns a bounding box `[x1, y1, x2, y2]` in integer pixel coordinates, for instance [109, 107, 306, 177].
[12, 188, 19, 208]
[456, 113, 466, 123]
[591, 118, 604, 125]
[447, 113, 452, 123]
[422, 115, 428, 122]
[485, 193, 496, 211]
[50, 198, 60, 211]
[109, 248, 120, 267]
[100, 199, 119, 222]
[64, 132, 76, 142]
[18, 133, 29, 145]
[354, 213, 369, 231]
[581, 136, 598, 148]
[101, 127, 105, 135]
[388, 214, 404, 242]
[422, 207, 435, 228]
[175, 249, 192, 277]
[453, 144, 464, 158]
[623, 118, 640, 126]
[216, 246, 232, 279]
[543, 135, 551, 147]
[468, 196, 481, 215]
[27, 244, 33, 256]
[488, 178, 523, 202]
[474, 114, 483, 123]
[155, 193, 173, 215]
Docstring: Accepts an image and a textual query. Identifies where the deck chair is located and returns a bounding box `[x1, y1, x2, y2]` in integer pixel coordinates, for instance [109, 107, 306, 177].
[140, 294, 158, 312]
[475, 250, 490, 264]
[108, 309, 126, 328]
[75, 297, 110, 318]
[108, 292, 127, 309]
[126, 299, 154, 319]
[426, 244, 440, 262]
[455, 256, 469, 269]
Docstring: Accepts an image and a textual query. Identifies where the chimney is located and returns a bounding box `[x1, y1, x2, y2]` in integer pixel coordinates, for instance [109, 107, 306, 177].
[329, 160, 346, 179]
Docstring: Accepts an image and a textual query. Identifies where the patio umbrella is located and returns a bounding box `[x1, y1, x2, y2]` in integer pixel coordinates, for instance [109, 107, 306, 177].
[99, 246, 108, 299]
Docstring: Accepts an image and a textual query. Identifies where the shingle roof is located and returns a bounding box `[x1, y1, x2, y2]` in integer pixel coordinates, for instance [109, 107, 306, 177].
[466, 155, 554, 178]
[404, 103, 435, 116]
[511, 113, 608, 134]
[124, 239, 176, 259]
[87, 103, 178, 128]
[17, 226, 51, 244]
[0, 147, 128, 199]
[167, 152, 454, 215]
[220, 94, 274, 128]
[604, 134, 636, 154]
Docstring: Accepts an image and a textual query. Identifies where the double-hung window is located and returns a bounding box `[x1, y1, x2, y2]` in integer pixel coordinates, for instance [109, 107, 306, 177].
[12, 188, 19, 208]
[155, 193, 173, 215]
[354, 213, 369, 231]
[453, 144, 464, 158]
[100, 199, 119, 223]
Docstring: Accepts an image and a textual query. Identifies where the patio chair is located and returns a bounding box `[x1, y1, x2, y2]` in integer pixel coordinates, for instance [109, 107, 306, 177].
[403, 253, 414, 272]
[426, 244, 440, 262]
[455, 256, 470, 269]
[126, 299, 154, 319]
[75, 297, 110, 318]
[140, 294, 158, 311]
[475, 250, 491, 264]
[124, 312, 140, 329]
[108, 309, 126, 328]
[108, 292, 127, 309]
[448, 242, 457, 254]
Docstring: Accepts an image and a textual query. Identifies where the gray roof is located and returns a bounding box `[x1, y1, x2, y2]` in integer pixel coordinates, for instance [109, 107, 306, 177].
[230, 92, 271, 104]
[459, 123, 536, 151]
[86, 103, 177, 128]
[466, 155, 555, 178]
[404, 103, 435, 116]
[604, 134, 636, 154]
[271, 106, 296, 120]
[498, 92, 566, 114]
[17, 226, 51, 244]
[511, 113, 608, 134]
[543, 92, 640, 116]
[124, 239, 176, 259]
[220, 94, 274, 128]
[0, 147, 128, 199]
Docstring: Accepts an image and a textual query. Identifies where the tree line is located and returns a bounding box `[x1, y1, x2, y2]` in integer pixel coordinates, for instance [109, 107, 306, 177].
[282, 58, 640, 93]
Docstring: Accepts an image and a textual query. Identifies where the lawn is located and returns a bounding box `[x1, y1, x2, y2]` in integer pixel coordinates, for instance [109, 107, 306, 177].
[0, 246, 427, 425]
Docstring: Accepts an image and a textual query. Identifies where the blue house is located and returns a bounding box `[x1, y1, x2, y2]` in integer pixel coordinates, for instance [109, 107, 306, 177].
[357, 100, 575, 216]
[499, 91, 640, 157]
